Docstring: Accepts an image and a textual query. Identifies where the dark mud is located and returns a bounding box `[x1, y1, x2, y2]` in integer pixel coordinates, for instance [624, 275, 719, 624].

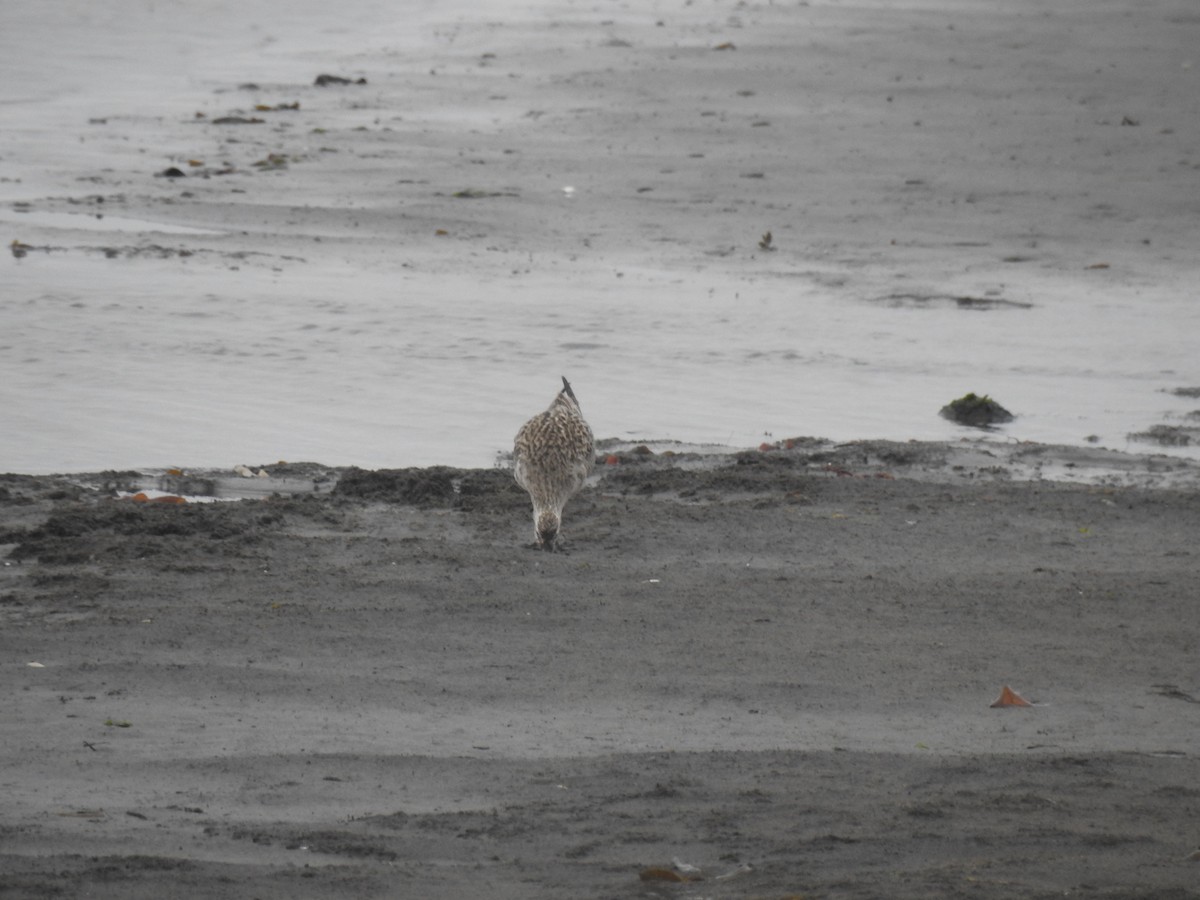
[3, 446, 1200, 898]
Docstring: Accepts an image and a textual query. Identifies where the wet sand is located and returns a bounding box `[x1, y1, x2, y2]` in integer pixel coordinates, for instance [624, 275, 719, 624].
[3, 440, 1200, 898]
[5, 0, 1200, 469]
[5, 0, 1200, 895]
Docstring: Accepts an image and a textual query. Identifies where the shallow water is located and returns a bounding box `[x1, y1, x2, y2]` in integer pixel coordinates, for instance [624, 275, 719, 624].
[0, 209, 225, 236]
[2, 0, 1198, 474]
[5, 251, 1197, 474]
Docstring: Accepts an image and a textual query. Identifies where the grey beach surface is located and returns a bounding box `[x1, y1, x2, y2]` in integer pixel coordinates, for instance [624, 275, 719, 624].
[4, 0, 1200, 895]
[2, 439, 1199, 898]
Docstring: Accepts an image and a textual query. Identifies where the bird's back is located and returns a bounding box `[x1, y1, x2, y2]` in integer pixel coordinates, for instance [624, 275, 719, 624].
[514, 386, 595, 503]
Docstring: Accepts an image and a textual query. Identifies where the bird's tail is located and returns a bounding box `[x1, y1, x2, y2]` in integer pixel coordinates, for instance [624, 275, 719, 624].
[560, 376, 577, 403]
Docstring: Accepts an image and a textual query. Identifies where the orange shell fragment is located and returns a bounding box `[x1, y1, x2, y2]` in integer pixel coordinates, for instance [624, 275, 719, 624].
[990, 685, 1032, 708]
[639, 868, 688, 883]
[131, 492, 186, 504]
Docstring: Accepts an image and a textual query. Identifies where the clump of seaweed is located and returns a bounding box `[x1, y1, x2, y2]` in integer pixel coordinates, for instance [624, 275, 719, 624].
[939, 392, 1014, 428]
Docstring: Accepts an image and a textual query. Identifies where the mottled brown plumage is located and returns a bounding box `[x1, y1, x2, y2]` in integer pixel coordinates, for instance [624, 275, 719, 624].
[513, 376, 596, 550]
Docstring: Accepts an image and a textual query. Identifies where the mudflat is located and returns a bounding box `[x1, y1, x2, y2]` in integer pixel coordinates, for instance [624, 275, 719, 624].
[3, 440, 1199, 898]
[6, 0, 1200, 470]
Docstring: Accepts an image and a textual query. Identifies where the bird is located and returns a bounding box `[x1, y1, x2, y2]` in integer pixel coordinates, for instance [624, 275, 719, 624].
[513, 376, 596, 551]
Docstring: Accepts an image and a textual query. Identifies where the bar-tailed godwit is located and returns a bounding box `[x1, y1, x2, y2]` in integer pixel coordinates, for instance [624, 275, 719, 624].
[513, 377, 596, 550]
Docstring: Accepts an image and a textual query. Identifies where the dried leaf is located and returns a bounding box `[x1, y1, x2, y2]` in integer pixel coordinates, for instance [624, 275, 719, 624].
[990, 685, 1032, 708]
